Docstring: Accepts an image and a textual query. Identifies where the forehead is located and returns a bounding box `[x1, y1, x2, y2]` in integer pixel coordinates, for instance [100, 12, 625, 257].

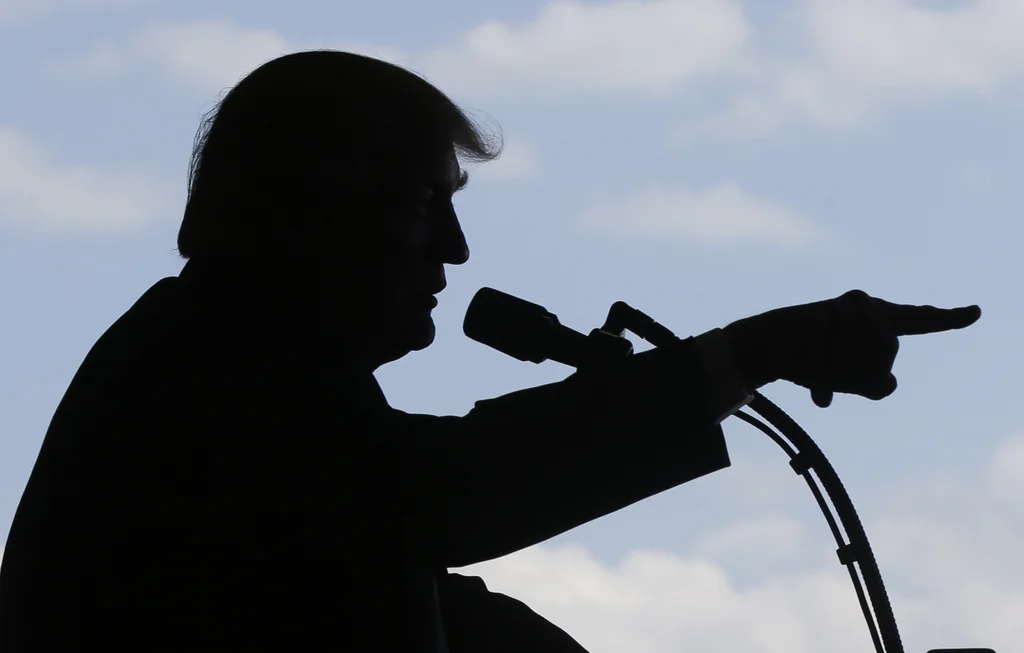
[326, 143, 462, 202]
[401, 147, 461, 187]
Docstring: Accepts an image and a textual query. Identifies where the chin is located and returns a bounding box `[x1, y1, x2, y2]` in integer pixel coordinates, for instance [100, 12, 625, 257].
[405, 315, 436, 352]
[375, 312, 436, 365]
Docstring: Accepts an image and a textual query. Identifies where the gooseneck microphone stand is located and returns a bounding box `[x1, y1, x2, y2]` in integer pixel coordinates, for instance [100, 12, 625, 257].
[463, 288, 994, 653]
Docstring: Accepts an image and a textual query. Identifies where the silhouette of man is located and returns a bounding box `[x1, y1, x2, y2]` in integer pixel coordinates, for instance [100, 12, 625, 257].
[0, 50, 981, 652]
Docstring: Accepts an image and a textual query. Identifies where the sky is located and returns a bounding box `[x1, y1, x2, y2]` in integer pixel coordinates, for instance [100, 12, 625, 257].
[1, 0, 1022, 650]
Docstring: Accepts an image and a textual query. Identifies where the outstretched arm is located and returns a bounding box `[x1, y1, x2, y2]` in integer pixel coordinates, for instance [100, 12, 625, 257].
[377, 332, 751, 568]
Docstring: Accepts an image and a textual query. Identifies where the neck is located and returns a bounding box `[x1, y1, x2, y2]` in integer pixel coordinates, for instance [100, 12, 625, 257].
[179, 256, 399, 375]
[178, 256, 351, 370]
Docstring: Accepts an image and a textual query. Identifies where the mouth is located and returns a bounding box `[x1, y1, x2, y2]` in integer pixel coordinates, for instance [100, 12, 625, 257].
[415, 279, 445, 310]
[414, 294, 439, 310]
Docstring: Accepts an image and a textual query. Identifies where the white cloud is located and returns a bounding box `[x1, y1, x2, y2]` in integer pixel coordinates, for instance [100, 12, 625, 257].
[37, 1, 1024, 140]
[422, 0, 755, 98]
[680, 0, 1024, 139]
[577, 182, 830, 246]
[131, 20, 296, 92]
[0, 128, 175, 232]
[40, 19, 294, 92]
[41, 0, 754, 99]
[40, 19, 409, 95]
[457, 544, 869, 653]
[455, 433, 1024, 652]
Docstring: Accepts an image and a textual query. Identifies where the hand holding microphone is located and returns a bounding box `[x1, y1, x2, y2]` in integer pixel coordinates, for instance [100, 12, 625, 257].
[722, 289, 982, 407]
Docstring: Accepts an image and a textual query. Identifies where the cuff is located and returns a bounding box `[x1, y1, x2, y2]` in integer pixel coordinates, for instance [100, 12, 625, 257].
[694, 327, 755, 425]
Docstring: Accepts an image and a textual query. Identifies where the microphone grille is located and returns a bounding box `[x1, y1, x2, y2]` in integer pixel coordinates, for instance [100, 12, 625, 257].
[463, 287, 558, 364]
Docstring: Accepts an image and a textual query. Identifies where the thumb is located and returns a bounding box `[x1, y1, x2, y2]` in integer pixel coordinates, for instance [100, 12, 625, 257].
[879, 373, 898, 398]
[811, 388, 833, 408]
[864, 373, 899, 400]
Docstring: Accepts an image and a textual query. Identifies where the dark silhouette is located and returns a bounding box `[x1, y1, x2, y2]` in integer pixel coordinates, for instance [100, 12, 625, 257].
[0, 50, 981, 652]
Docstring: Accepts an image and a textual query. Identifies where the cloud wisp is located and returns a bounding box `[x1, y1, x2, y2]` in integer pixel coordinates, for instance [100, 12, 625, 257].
[578, 182, 832, 247]
[0, 128, 175, 232]
[455, 433, 1024, 652]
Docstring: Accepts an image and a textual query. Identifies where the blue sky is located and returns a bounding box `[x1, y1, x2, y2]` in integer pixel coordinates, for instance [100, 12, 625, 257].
[1, 0, 1022, 650]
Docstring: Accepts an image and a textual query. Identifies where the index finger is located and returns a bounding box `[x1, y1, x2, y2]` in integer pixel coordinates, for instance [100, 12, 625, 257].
[881, 301, 981, 336]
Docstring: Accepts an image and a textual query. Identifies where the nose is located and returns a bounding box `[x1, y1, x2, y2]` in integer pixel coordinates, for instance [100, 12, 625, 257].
[438, 218, 470, 266]
[450, 240, 469, 265]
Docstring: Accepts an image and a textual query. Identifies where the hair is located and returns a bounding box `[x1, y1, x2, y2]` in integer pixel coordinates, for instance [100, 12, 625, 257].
[175, 50, 502, 259]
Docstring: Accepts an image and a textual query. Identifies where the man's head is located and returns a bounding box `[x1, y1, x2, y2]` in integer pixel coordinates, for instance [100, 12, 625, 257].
[176, 50, 501, 370]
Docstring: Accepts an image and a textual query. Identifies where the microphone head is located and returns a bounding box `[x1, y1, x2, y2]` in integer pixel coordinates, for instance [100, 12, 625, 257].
[463, 287, 560, 364]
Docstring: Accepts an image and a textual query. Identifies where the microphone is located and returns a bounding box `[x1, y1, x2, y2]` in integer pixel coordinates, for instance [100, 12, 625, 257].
[462, 287, 593, 368]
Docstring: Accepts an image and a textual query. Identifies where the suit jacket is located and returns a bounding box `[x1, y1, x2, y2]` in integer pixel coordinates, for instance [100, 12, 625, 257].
[0, 258, 731, 652]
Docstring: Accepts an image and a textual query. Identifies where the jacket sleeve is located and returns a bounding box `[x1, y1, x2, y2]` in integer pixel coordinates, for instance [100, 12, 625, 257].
[374, 336, 733, 569]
